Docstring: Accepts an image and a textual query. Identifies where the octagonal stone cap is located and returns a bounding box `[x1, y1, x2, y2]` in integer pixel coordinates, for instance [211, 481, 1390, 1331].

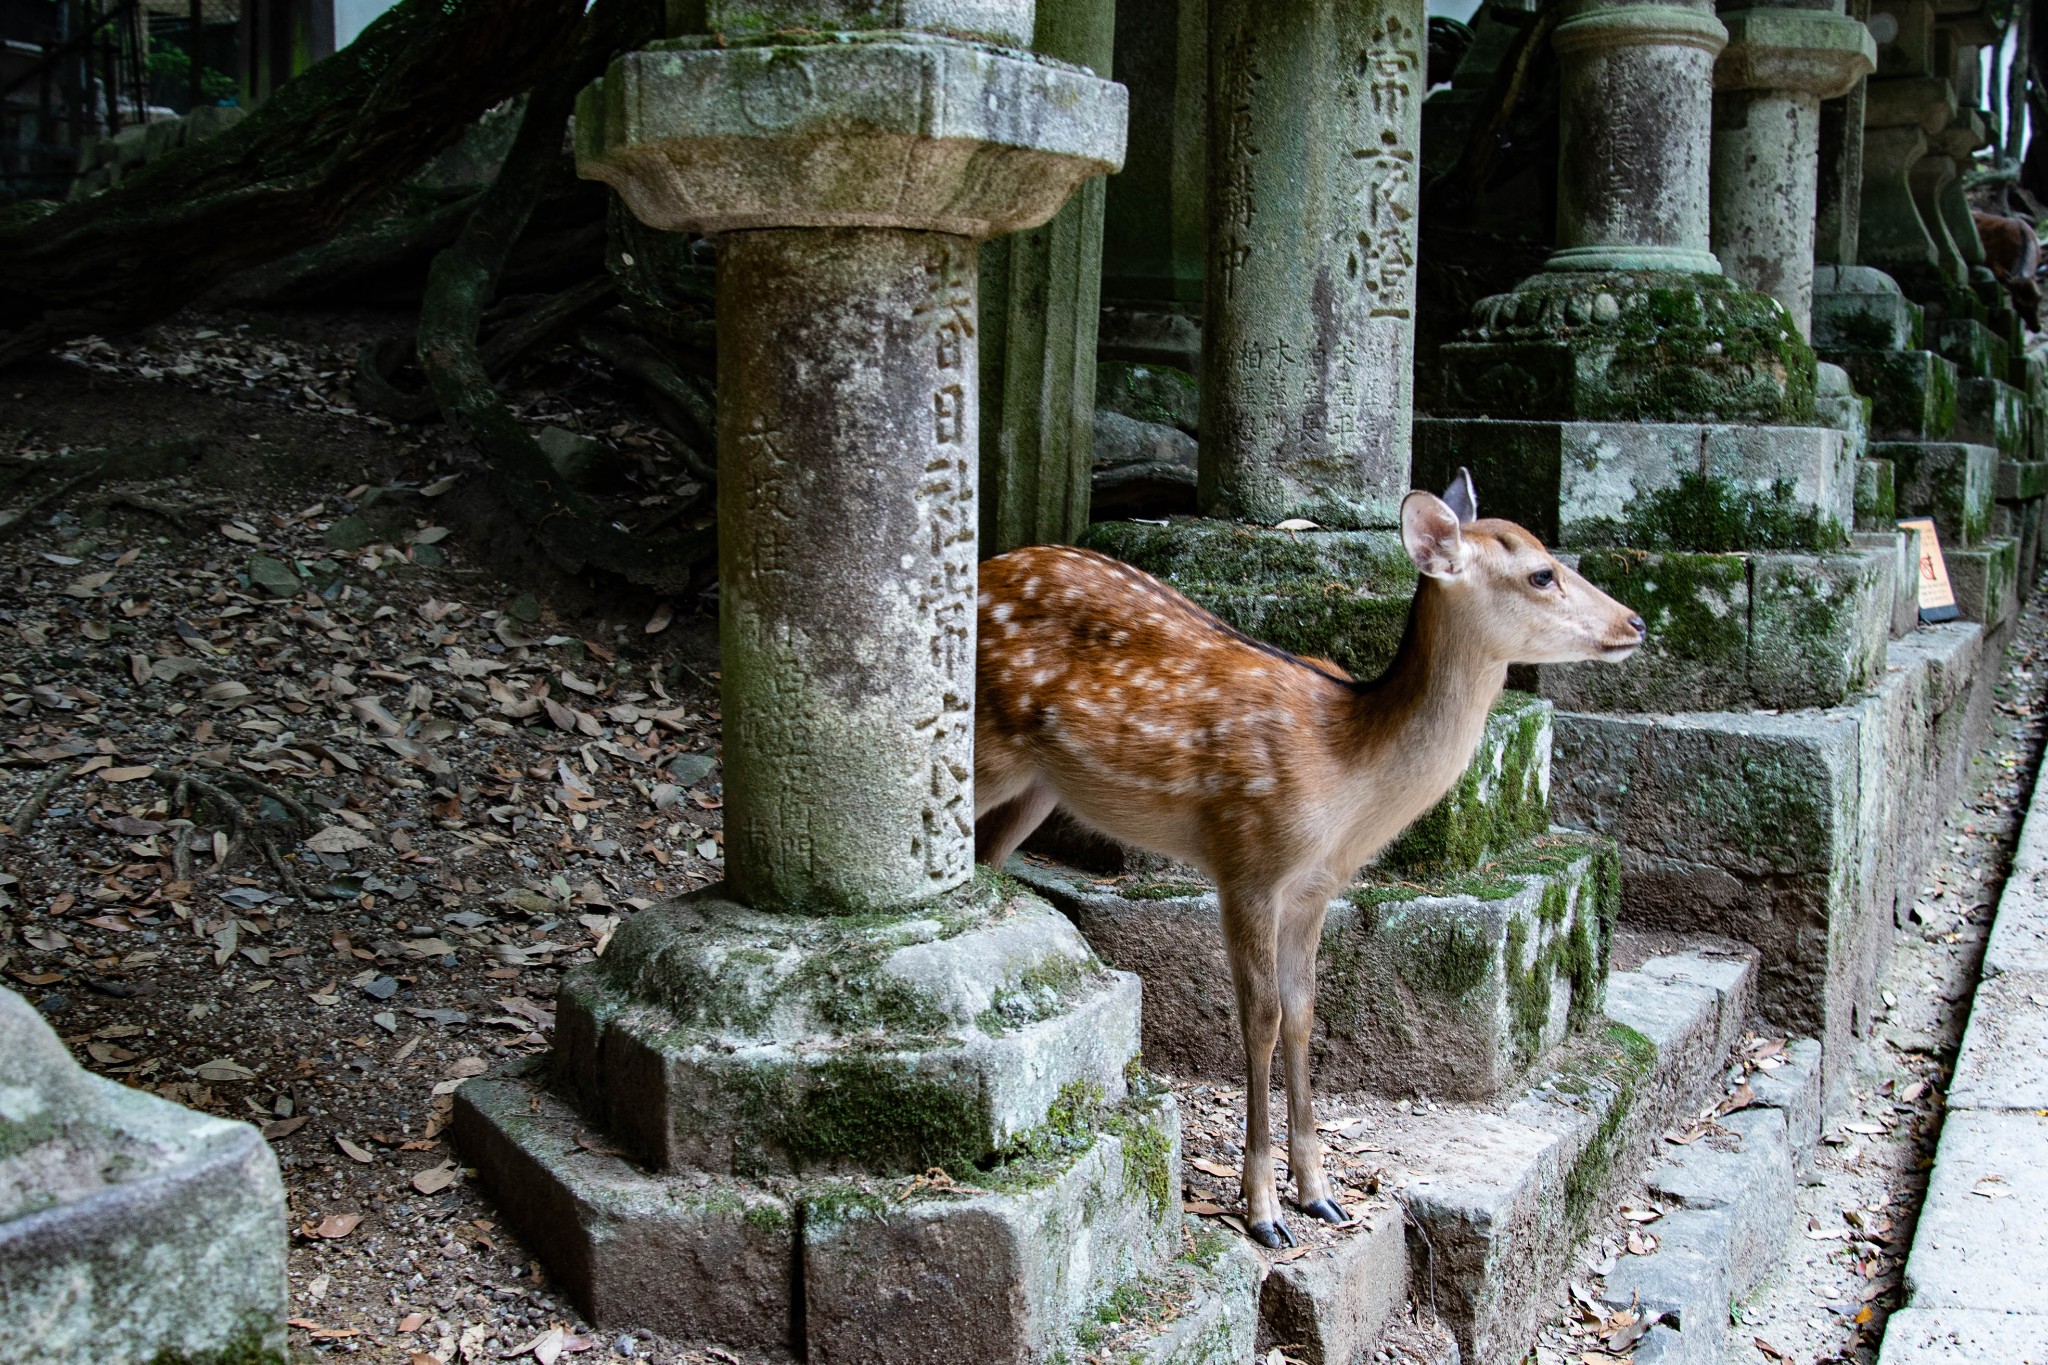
[1865, 73, 1957, 132]
[705, 0, 1032, 48]
[1554, 1, 1729, 57]
[577, 35, 1127, 238]
[1716, 8, 1875, 96]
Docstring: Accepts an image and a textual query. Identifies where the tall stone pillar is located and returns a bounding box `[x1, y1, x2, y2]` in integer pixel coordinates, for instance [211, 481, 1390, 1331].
[980, 0, 1116, 555]
[454, 9, 1264, 1360]
[1201, 0, 1426, 529]
[1710, 4, 1875, 335]
[1814, 0, 1872, 267]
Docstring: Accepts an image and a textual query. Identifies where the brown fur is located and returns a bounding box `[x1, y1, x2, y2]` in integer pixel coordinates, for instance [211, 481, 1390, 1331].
[973, 493, 1643, 1241]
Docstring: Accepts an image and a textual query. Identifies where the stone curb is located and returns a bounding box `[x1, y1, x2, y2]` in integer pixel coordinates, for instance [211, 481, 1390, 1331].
[1881, 741, 2048, 1361]
[1587, 1037, 1824, 1364]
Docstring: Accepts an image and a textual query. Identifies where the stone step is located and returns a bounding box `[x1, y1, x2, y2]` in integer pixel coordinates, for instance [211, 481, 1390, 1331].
[1412, 418, 1854, 552]
[1378, 689, 1553, 876]
[1552, 620, 1994, 1103]
[1856, 455, 1896, 531]
[1932, 317, 2010, 381]
[1594, 1038, 1823, 1363]
[1015, 828, 1617, 1102]
[1993, 493, 2046, 605]
[1541, 544, 1894, 712]
[1953, 376, 2028, 458]
[1823, 349, 1956, 442]
[1948, 536, 2020, 630]
[1077, 518, 1416, 680]
[1859, 529, 1923, 639]
[1342, 935, 1761, 1362]
[1811, 265, 1923, 355]
[1870, 440, 1997, 549]
[456, 1061, 1207, 1360]
[1092, 1221, 1264, 1364]
[1878, 1307, 2048, 1362]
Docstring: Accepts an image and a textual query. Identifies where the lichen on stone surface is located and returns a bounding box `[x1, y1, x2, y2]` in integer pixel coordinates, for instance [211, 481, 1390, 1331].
[1378, 692, 1549, 875]
[1570, 472, 1849, 552]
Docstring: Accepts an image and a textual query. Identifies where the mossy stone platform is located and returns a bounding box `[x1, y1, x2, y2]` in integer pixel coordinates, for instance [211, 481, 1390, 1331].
[1412, 418, 1852, 552]
[1947, 537, 2020, 630]
[1077, 519, 1416, 680]
[1013, 831, 1619, 1101]
[549, 879, 1140, 1177]
[455, 880, 1263, 1361]
[1954, 377, 2028, 459]
[1869, 440, 1997, 548]
[456, 1065, 1257, 1362]
[1537, 544, 1894, 712]
[1823, 349, 1957, 441]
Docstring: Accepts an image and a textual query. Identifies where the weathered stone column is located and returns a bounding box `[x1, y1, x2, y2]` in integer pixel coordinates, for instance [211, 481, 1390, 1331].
[1201, 0, 1426, 528]
[578, 18, 1124, 913]
[1710, 4, 1875, 335]
[1814, 0, 1871, 266]
[979, 0, 1116, 554]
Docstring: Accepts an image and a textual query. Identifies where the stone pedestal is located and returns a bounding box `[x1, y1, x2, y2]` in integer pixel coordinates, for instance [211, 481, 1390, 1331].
[0, 987, 287, 1365]
[1709, 5, 1875, 335]
[464, 19, 1260, 1359]
[1201, 0, 1426, 528]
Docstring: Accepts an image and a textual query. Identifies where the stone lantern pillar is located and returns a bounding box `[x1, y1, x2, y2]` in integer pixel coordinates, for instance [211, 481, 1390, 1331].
[1710, 4, 1876, 336]
[1201, 0, 1427, 529]
[1431, 0, 1819, 426]
[454, 7, 1264, 1358]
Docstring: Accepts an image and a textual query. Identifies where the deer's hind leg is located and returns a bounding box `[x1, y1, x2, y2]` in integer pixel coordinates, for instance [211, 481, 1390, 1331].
[1278, 881, 1346, 1225]
[1220, 882, 1292, 1248]
[974, 777, 1058, 869]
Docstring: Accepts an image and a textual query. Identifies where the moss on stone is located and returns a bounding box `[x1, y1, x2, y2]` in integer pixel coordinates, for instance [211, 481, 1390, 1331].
[1389, 911, 1495, 1000]
[1104, 1106, 1175, 1219]
[1119, 878, 1211, 901]
[145, 1323, 284, 1365]
[1556, 1023, 1658, 1235]
[725, 1057, 991, 1178]
[974, 953, 1099, 1036]
[1571, 472, 1849, 553]
[1502, 915, 1553, 1066]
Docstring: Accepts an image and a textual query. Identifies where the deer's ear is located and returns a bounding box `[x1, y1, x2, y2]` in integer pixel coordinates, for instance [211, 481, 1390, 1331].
[1441, 467, 1478, 525]
[1401, 491, 1467, 579]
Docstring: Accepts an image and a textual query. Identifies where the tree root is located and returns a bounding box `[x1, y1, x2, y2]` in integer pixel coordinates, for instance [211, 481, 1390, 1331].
[2, 766, 76, 845]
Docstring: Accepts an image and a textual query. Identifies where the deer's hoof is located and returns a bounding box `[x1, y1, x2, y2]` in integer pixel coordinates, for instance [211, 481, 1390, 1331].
[1299, 1197, 1349, 1225]
[1248, 1217, 1297, 1250]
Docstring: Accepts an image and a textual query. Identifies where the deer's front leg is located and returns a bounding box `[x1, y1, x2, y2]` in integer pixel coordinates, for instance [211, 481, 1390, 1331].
[1279, 890, 1346, 1225]
[1222, 887, 1290, 1248]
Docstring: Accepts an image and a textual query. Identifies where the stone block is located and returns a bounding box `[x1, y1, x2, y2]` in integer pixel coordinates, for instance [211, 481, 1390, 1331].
[1095, 361, 1199, 434]
[1858, 528, 1921, 637]
[802, 1086, 1182, 1365]
[1953, 377, 2028, 457]
[453, 1072, 798, 1349]
[1745, 1036, 1825, 1170]
[1078, 519, 1416, 678]
[1603, 944, 1760, 1131]
[1826, 349, 1955, 440]
[1102, 1224, 1264, 1364]
[1816, 363, 1871, 465]
[1811, 264, 1923, 351]
[576, 38, 1128, 238]
[1379, 690, 1553, 874]
[1946, 970, 2048, 1112]
[457, 1062, 1200, 1362]
[1855, 457, 1896, 529]
[1874, 439, 1996, 546]
[1643, 1107, 1794, 1295]
[1399, 948, 1755, 1363]
[1256, 1205, 1407, 1365]
[552, 883, 1142, 1176]
[0, 987, 287, 1365]
[1932, 316, 2010, 380]
[1552, 707, 1873, 1081]
[1997, 458, 2047, 501]
[1901, 1110, 2048, 1314]
[1946, 535, 2019, 629]
[1877, 1307, 2048, 1363]
[1599, 1208, 1733, 1359]
[1016, 831, 1616, 1100]
[1746, 549, 1894, 708]
[1413, 419, 1852, 550]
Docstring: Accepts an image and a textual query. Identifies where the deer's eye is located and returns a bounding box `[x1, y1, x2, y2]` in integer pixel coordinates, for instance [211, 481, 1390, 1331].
[1528, 569, 1556, 589]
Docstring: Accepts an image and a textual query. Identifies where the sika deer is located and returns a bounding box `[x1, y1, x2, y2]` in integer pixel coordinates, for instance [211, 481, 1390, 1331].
[973, 471, 1645, 1247]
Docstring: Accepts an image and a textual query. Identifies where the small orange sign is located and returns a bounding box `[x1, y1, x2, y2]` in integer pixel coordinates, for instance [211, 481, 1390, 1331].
[1898, 518, 1958, 623]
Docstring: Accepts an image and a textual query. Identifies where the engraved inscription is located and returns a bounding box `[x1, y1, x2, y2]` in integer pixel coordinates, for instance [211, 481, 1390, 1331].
[1351, 12, 1420, 320]
[1215, 24, 1261, 303]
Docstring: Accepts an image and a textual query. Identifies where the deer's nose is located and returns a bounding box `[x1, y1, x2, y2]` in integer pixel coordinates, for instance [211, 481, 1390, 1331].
[1627, 614, 1647, 638]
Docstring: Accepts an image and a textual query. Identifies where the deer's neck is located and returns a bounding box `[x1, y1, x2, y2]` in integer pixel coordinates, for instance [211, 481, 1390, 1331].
[1349, 580, 1506, 779]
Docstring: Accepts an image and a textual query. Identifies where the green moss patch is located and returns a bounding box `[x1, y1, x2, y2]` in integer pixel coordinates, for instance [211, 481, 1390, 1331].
[1379, 692, 1550, 876]
[1570, 472, 1849, 553]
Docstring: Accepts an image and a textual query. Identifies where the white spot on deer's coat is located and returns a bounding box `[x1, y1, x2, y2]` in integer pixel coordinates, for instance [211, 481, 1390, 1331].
[992, 602, 1014, 623]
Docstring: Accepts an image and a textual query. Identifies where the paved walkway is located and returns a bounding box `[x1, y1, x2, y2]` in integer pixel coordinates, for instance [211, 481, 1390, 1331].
[1881, 751, 2048, 1361]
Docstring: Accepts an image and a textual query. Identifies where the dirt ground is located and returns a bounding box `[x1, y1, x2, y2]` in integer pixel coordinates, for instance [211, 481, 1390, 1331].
[5, 311, 2040, 1365]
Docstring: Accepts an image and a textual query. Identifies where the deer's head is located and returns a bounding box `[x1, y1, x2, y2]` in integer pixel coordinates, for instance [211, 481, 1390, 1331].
[1400, 469, 1646, 667]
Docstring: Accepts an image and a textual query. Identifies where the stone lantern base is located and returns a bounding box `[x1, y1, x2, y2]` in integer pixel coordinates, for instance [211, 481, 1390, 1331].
[454, 878, 1261, 1361]
[1428, 272, 1819, 425]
